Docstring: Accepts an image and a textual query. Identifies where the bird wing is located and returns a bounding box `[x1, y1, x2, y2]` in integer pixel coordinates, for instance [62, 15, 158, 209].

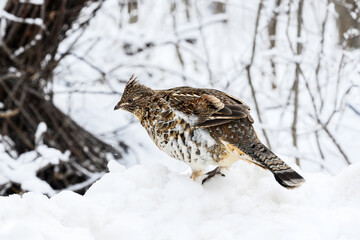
[167, 87, 254, 128]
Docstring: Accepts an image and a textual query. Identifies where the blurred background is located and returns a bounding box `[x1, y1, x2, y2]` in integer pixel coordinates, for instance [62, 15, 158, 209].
[0, 0, 359, 196]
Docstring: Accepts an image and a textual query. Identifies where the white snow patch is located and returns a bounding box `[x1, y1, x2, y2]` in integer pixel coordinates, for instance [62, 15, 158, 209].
[35, 122, 47, 145]
[0, 160, 359, 240]
[0, 10, 43, 26]
[19, 0, 44, 5]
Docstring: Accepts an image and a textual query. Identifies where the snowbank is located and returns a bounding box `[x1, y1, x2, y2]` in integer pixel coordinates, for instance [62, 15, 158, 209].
[0, 161, 360, 240]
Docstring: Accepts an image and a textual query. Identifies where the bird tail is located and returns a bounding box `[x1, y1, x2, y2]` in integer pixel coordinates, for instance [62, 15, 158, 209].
[245, 141, 305, 188]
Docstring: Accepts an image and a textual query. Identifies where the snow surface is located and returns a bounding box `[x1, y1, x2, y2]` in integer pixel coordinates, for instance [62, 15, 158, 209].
[1, 160, 359, 240]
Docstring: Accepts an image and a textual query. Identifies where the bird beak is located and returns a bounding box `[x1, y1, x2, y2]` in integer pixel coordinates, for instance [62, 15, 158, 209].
[114, 104, 121, 111]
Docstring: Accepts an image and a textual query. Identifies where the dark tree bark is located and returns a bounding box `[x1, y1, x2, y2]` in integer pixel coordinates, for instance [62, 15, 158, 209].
[334, 0, 360, 49]
[0, 0, 126, 195]
[209, 1, 226, 14]
[268, 0, 281, 89]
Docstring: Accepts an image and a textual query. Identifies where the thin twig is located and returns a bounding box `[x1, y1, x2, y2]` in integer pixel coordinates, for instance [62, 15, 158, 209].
[315, 0, 329, 112]
[170, 2, 186, 83]
[194, 0, 214, 86]
[245, 0, 272, 149]
[299, 67, 352, 165]
[0, 109, 19, 118]
[291, 0, 303, 167]
[268, 0, 281, 89]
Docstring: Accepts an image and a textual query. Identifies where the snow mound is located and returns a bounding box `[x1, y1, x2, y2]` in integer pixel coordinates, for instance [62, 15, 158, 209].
[1, 161, 360, 240]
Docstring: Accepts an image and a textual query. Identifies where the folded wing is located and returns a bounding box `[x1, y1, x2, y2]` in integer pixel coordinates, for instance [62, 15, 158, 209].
[167, 87, 254, 128]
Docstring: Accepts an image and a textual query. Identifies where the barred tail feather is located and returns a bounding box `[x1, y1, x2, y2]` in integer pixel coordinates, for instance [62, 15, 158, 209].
[245, 142, 305, 188]
[273, 169, 305, 188]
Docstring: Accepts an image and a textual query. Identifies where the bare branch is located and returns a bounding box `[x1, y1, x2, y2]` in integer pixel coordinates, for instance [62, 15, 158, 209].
[245, 0, 272, 149]
[291, 0, 303, 167]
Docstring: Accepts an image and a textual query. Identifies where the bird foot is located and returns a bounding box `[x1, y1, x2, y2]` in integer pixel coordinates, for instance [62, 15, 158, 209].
[202, 167, 225, 184]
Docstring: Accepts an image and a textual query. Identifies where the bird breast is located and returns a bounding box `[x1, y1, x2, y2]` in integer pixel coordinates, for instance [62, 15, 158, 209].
[140, 103, 226, 168]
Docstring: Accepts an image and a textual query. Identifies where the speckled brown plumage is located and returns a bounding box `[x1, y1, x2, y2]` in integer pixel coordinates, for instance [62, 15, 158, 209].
[114, 76, 305, 188]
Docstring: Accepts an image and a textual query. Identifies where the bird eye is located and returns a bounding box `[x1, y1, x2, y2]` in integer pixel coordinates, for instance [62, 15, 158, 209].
[128, 99, 133, 103]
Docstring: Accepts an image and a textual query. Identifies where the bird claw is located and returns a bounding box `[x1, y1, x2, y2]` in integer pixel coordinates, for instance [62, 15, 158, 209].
[202, 167, 225, 184]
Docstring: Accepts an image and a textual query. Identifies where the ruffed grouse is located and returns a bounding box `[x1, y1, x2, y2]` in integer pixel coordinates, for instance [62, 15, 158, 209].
[114, 76, 305, 188]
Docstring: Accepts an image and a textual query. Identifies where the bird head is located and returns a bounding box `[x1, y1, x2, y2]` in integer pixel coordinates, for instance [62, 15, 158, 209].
[114, 75, 154, 117]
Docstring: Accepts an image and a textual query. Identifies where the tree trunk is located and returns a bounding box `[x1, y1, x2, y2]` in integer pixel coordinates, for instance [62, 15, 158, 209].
[0, 0, 126, 195]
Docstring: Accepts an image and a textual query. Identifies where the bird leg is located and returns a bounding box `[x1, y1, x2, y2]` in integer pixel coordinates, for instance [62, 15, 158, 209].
[202, 167, 225, 184]
[190, 170, 203, 181]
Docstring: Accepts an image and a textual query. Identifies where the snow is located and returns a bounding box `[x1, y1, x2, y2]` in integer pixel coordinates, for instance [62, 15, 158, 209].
[0, 160, 359, 240]
[0, 9, 43, 26]
[0, 131, 70, 195]
[34, 122, 47, 145]
[19, 0, 44, 5]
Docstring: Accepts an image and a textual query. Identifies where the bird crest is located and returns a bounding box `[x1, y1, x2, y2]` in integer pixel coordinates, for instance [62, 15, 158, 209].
[123, 74, 152, 94]
[125, 74, 140, 88]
